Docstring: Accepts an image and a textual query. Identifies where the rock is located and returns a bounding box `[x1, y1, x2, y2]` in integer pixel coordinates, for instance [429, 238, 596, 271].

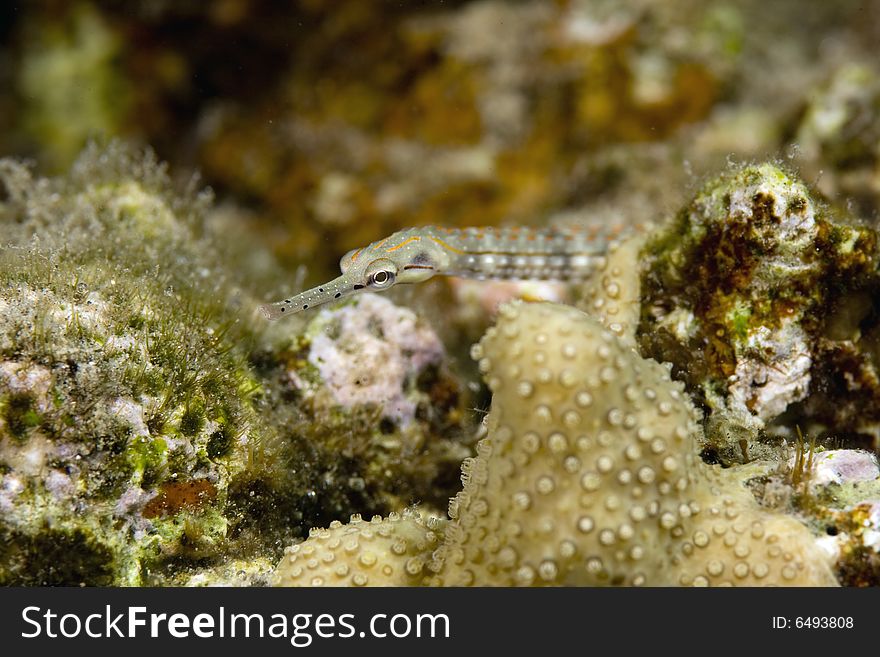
[638, 163, 879, 462]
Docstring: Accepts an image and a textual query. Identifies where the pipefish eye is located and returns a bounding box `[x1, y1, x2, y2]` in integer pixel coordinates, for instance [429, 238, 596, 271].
[365, 258, 398, 289]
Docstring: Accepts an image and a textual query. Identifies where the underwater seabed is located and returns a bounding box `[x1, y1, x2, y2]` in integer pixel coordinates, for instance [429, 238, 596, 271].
[1, 146, 879, 586]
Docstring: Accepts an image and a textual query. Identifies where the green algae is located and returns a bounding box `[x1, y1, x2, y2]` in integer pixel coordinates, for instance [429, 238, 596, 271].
[1, 392, 42, 441]
[0, 143, 269, 584]
[0, 141, 473, 585]
[127, 435, 167, 487]
[0, 526, 116, 586]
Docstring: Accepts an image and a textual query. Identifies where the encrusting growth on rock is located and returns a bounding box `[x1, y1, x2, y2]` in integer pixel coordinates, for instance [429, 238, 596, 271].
[638, 163, 879, 460]
[275, 301, 839, 586]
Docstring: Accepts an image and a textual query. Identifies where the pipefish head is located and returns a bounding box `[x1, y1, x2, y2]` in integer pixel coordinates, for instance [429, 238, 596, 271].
[260, 229, 445, 320]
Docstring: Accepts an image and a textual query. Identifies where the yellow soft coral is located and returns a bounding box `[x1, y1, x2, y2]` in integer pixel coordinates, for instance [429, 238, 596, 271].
[274, 301, 838, 586]
[272, 509, 444, 587]
[440, 301, 837, 585]
[578, 233, 645, 346]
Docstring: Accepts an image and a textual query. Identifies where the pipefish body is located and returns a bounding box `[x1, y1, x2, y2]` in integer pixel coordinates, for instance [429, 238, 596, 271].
[260, 223, 636, 319]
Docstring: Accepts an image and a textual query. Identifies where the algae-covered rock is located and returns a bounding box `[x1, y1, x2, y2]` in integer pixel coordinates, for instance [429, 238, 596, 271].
[260, 292, 472, 518]
[0, 142, 472, 585]
[831, 500, 880, 586]
[744, 447, 880, 586]
[638, 163, 879, 462]
[298, 294, 447, 428]
[0, 142, 265, 584]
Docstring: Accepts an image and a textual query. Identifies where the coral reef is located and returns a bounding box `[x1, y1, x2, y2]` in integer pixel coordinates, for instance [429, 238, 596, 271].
[744, 447, 880, 586]
[275, 302, 839, 586]
[638, 163, 879, 461]
[4, 1, 880, 589]
[0, 143, 259, 584]
[0, 143, 471, 585]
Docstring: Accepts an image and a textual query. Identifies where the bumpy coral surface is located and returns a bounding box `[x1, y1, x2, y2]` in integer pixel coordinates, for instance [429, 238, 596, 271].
[273, 509, 444, 587]
[276, 301, 839, 586]
[578, 233, 646, 346]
